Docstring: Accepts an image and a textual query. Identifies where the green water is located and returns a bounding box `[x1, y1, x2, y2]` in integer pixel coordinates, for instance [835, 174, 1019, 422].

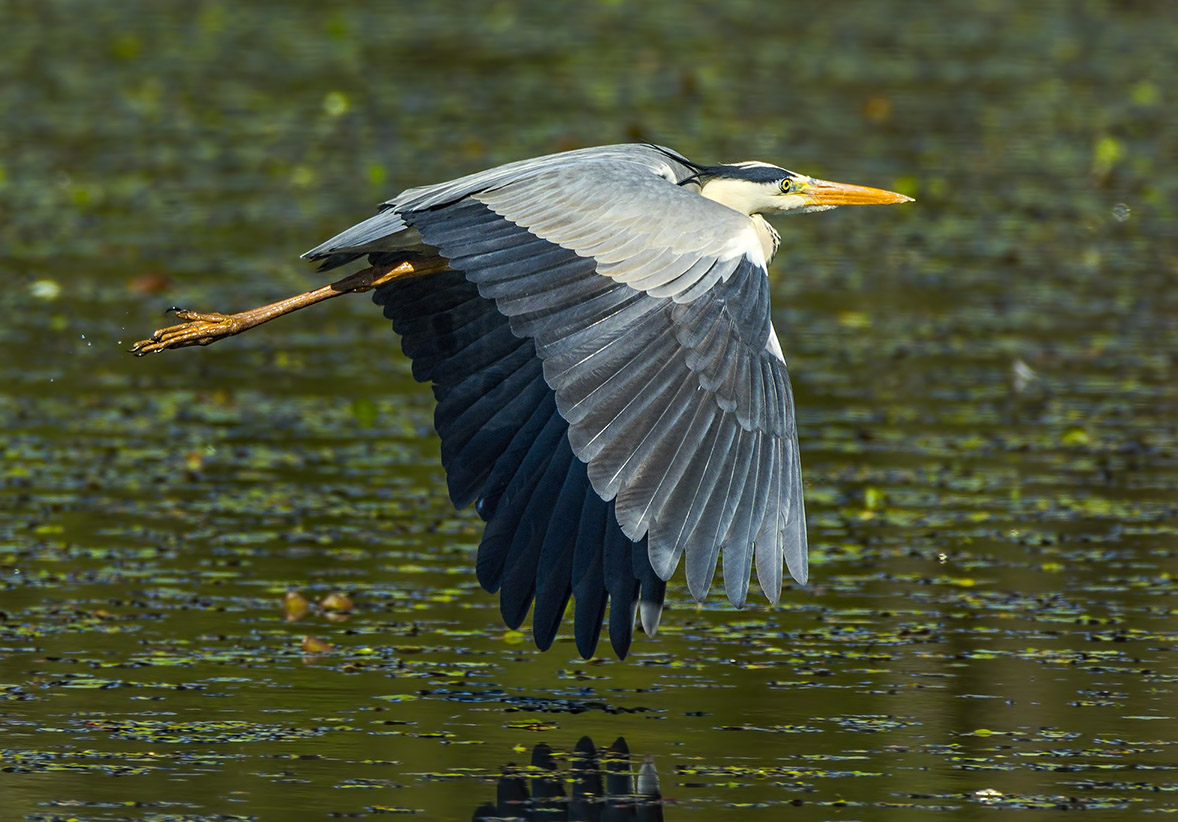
[3, 1, 1177, 820]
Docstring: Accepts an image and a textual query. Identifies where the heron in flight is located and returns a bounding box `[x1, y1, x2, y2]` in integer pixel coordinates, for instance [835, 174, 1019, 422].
[134, 144, 911, 658]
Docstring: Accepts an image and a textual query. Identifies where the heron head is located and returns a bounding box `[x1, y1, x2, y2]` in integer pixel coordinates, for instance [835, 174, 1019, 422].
[697, 161, 913, 217]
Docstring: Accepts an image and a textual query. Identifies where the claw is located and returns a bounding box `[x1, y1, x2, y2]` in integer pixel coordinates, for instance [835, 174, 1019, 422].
[130, 309, 240, 355]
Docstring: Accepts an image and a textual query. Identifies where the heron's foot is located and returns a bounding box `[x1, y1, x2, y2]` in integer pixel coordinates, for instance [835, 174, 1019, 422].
[130, 307, 247, 355]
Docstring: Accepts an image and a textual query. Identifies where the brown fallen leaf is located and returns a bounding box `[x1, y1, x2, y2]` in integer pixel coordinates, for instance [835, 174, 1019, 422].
[320, 592, 354, 612]
[282, 591, 310, 622]
[301, 635, 334, 654]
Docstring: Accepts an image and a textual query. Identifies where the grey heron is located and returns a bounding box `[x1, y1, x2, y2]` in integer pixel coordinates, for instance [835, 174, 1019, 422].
[134, 143, 912, 658]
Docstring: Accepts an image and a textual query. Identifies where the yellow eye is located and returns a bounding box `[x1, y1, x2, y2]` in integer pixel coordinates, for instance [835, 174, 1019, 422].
[779, 178, 795, 193]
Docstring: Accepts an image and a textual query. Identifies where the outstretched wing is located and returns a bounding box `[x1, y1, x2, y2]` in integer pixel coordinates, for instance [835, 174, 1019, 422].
[370, 269, 666, 658]
[306, 143, 807, 655]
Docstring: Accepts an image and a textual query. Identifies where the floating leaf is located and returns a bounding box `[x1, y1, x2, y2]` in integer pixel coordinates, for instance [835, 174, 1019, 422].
[283, 591, 310, 621]
[301, 635, 334, 654]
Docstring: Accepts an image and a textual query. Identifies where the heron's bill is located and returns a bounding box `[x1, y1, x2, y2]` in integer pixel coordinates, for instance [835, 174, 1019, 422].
[804, 178, 914, 206]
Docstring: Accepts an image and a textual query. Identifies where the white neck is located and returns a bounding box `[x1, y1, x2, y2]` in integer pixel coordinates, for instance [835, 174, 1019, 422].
[699, 178, 764, 215]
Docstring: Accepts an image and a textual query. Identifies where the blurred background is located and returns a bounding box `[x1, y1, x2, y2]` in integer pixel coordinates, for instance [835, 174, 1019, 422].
[2, 1, 1177, 819]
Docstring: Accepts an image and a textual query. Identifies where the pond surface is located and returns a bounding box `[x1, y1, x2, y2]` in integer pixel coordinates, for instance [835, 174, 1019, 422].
[3, 2, 1177, 820]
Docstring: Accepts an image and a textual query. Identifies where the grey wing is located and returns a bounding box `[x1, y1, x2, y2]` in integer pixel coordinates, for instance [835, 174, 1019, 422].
[302, 144, 722, 270]
[405, 158, 807, 605]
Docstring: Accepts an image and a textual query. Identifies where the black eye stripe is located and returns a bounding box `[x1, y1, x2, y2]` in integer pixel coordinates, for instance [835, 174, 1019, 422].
[708, 163, 790, 184]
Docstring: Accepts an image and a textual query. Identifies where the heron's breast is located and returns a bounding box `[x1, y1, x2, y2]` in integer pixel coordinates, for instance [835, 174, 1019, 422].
[750, 215, 780, 263]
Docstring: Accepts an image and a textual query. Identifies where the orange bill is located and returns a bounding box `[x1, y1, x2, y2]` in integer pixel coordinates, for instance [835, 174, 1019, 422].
[804, 177, 914, 205]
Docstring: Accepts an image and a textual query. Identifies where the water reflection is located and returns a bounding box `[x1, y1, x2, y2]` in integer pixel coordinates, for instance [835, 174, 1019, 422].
[473, 737, 662, 822]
